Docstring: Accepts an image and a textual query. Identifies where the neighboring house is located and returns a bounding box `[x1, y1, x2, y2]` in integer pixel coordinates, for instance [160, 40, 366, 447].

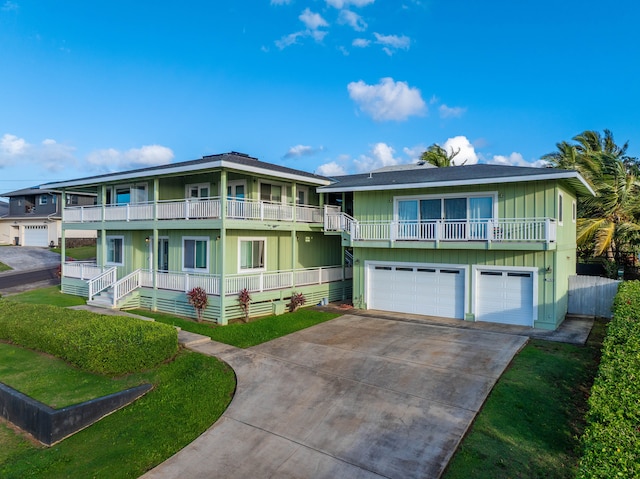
[319, 163, 594, 330]
[0, 200, 8, 244]
[0, 188, 97, 247]
[48, 152, 593, 330]
[46, 152, 349, 325]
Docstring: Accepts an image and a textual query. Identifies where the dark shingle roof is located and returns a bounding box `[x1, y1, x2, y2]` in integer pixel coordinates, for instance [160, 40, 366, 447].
[43, 152, 330, 188]
[319, 164, 594, 196]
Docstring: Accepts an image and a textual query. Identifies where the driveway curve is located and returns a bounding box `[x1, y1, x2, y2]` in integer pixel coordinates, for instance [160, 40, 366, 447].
[0, 246, 60, 272]
[142, 314, 527, 479]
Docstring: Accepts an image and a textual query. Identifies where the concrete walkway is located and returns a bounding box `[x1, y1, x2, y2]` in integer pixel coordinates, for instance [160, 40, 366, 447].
[142, 314, 528, 479]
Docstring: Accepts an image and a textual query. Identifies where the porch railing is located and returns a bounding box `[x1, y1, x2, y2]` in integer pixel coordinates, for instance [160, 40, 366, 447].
[63, 262, 107, 280]
[64, 198, 324, 224]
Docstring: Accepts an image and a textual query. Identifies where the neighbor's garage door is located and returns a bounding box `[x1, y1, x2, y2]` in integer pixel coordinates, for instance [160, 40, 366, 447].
[367, 263, 465, 319]
[476, 269, 534, 326]
[23, 225, 49, 247]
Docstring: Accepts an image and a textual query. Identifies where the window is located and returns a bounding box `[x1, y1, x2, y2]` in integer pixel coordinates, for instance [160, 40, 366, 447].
[239, 238, 265, 271]
[296, 186, 309, 205]
[397, 194, 495, 223]
[110, 184, 148, 205]
[186, 183, 210, 199]
[183, 237, 209, 272]
[558, 193, 564, 224]
[572, 200, 577, 223]
[106, 236, 124, 266]
[66, 194, 79, 205]
[260, 183, 282, 203]
[39, 196, 48, 205]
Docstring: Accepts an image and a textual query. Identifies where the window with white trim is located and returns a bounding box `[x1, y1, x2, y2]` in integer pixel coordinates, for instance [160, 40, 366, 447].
[558, 193, 564, 224]
[186, 183, 210, 199]
[106, 236, 124, 266]
[239, 238, 265, 271]
[108, 183, 148, 205]
[182, 237, 209, 272]
[296, 186, 309, 205]
[260, 183, 283, 203]
[39, 196, 48, 205]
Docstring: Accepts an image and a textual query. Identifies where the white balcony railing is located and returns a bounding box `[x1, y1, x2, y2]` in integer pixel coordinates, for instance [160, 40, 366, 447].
[65, 264, 351, 297]
[325, 211, 557, 244]
[64, 198, 324, 224]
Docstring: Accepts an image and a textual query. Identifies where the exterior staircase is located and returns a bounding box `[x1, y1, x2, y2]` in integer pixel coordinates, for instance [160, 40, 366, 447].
[87, 287, 116, 308]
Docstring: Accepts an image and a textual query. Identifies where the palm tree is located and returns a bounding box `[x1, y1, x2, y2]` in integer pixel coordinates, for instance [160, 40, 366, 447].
[420, 144, 462, 167]
[545, 129, 640, 264]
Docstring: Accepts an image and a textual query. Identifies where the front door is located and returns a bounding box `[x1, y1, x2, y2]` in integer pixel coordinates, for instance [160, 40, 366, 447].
[148, 237, 170, 271]
[227, 181, 246, 218]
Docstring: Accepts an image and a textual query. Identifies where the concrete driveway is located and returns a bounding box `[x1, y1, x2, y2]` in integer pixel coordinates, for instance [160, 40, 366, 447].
[142, 314, 527, 479]
[0, 246, 61, 272]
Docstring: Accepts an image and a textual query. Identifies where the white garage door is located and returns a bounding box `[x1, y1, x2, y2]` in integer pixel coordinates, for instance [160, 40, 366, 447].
[476, 269, 534, 326]
[23, 225, 49, 247]
[367, 263, 465, 319]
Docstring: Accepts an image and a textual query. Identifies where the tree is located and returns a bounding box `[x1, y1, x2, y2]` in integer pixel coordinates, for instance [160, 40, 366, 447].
[420, 144, 462, 167]
[544, 129, 640, 263]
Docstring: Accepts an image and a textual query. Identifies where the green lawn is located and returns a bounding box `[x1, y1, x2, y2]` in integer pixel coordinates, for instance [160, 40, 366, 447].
[51, 245, 96, 261]
[0, 350, 235, 479]
[0, 342, 145, 408]
[0, 261, 11, 272]
[132, 308, 342, 348]
[443, 319, 605, 479]
[6, 286, 86, 307]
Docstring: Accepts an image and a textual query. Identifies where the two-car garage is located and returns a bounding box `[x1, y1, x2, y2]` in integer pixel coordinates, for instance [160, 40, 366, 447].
[366, 261, 536, 327]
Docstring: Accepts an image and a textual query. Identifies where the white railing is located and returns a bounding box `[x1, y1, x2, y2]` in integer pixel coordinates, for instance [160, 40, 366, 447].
[112, 269, 142, 306]
[336, 218, 557, 243]
[140, 270, 221, 295]
[65, 198, 323, 224]
[63, 262, 106, 280]
[87, 267, 117, 301]
[324, 207, 357, 235]
[225, 265, 347, 295]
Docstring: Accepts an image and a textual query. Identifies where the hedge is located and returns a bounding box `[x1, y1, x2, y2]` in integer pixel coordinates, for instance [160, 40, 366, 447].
[0, 300, 178, 375]
[576, 281, 640, 479]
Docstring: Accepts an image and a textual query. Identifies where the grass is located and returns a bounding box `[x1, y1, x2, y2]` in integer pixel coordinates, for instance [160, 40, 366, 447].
[0, 342, 145, 408]
[132, 308, 342, 348]
[0, 350, 236, 479]
[5, 286, 86, 307]
[443, 319, 606, 479]
[0, 261, 11, 272]
[51, 245, 96, 261]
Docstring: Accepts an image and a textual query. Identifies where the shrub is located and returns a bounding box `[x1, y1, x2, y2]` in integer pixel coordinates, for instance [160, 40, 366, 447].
[187, 287, 209, 322]
[0, 300, 178, 375]
[288, 292, 306, 312]
[576, 281, 640, 478]
[238, 288, 251, 323]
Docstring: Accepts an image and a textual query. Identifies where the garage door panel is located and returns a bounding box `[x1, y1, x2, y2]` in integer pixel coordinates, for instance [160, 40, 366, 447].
[24, 225, 49, 247]
[368, 263, 465, 320]
[476, 270, 534, 326]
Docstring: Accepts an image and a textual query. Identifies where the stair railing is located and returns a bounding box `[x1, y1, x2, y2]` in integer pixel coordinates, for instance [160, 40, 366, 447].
[112, 269, 142, 307]
[88, 267, 117, 301]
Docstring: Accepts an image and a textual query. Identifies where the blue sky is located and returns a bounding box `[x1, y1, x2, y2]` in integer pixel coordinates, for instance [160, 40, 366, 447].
[1, 0, 639, 194]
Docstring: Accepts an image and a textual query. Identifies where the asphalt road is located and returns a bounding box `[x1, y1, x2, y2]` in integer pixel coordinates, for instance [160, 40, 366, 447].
[0, 266, 59, 292]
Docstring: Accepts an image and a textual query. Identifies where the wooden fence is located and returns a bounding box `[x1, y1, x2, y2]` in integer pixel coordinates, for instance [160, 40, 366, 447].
[568, 275, 621, 318]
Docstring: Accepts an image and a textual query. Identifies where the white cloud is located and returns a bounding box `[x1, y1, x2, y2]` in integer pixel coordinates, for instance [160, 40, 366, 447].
[86, 145, 174, 171]
[487, 152, 547, 168]
[0, 134, 76, 172]
[353, 142, 400, 172]
[310, 29, 328, 42]
[284, 144, 324, 159]
[442, 136, 478, 165]
[339, 10, 367, 31]
[326, 0, 375, 8]
[275, 31, 304, 49]
[439, 104, 466, 119]
[347, 77, 426, 121]
[316, 161, 347, 177]
[403, 144, 427, 163]
[299, 8, 328, 30]
[352, 38, 370, 48]
[270, 0, 291, 4]
[374, 32, 410, 55]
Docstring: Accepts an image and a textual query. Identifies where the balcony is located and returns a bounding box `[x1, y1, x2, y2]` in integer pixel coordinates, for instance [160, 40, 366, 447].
[325, 211, 557, 244]
[64, 198, 325, 224]
[63, 263, 352, 297]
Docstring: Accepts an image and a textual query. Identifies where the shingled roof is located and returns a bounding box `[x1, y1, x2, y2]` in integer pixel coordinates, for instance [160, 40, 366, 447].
[318, 164, 595, 196]
[44, 152, 331, 189]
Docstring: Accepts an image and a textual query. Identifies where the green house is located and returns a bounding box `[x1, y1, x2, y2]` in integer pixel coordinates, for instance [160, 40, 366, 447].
[318, 162, 594, 330]
[48, 153, 593, 330]
[49, 152, 349, 324]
